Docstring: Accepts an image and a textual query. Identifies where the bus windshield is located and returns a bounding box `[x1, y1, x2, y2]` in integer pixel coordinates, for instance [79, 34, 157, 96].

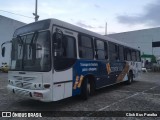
[10, 31, 51, 72]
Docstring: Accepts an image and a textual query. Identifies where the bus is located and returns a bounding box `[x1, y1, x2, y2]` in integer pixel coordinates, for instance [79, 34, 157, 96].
[2, 19, 141, 102]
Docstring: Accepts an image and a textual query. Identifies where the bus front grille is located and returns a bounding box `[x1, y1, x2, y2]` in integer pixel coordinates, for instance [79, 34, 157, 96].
[13, 76, 34, 81]
[14, 89, 30, 97]
[15, 81, 32, 89]
[23, 77, 34, 81]
[14, 76, 22, 80]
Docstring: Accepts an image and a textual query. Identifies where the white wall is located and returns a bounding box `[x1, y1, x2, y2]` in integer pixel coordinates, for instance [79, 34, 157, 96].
[0, 15, 26, 66]
[108, 27, 160, 57]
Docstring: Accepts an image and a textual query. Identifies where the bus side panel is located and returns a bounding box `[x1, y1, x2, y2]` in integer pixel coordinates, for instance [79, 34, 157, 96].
[108, 61, 128, 81]
[72, 60, 99, 96]
[72, 60, 129, 96]
[53, 68, 73, 101]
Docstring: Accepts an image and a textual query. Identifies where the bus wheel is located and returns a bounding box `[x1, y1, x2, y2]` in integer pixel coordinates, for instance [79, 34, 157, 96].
[126, 72, 133, 85]
[81, 78, 90, 100]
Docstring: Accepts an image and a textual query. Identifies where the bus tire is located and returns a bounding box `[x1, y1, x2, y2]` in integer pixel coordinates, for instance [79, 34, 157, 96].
[81, 78, 90, 100]
[90, 80, 95, 95]
[126, 72, 133, 85]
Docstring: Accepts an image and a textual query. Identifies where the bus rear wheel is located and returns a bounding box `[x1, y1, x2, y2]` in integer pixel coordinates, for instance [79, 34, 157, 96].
[81, 78, 91, 100]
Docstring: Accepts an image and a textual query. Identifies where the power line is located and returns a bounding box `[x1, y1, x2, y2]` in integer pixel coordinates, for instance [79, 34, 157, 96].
[0, 9, 34, 19]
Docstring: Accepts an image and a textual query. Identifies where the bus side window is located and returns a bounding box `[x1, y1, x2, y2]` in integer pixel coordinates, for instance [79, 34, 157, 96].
[124, 47, 127, 60]
[95, 39, 107, 60]
[78, 35, 94, 59]
[127, 48, 131, 61]
[136, 50, 141, 62]
[119, 45, 124, 61]
[125, 47, 131, 61]
[131, 50, 136, 61]
[116, 45, 119, 60]
[62, 35, 76, 58]
[108, 42, 118, 61]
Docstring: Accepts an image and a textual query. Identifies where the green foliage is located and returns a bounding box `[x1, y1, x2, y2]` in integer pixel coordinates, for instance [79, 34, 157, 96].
[141, 54, 157, 63]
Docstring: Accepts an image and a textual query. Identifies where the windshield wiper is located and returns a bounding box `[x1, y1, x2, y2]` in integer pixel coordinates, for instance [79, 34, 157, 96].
[29, 31, 38, 57]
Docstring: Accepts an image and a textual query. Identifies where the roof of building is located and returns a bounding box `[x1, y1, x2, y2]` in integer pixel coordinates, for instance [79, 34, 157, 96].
[0, 15, 26, 24]
[108, 26, 160, 35]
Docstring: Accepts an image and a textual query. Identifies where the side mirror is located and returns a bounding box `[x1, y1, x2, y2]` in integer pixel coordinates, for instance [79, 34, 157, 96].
[2, 47, 5, 57]
[53, 28, 63, 44]
[53, 33, 62, 49]
[53, 28, 63, 56]
[1, 40, 12, 57]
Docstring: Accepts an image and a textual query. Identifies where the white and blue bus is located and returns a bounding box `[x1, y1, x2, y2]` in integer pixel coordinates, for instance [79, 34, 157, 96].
[2, 19, 141, 102]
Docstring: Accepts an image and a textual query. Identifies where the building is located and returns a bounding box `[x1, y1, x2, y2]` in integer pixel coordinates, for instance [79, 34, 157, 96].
[108, 27, 160, 59]
[0, 15, 26, 66]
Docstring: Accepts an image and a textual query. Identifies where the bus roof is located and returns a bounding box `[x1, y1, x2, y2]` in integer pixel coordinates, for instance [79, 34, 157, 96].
[49, 18, 139, 51]
[14, 18, 139, 51]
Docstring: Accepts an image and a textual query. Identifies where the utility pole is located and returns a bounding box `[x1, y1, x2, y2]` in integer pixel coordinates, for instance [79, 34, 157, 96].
[152, 38, 154, 55]
[33, 0, 39, 22]
[105, 22, 107, 35]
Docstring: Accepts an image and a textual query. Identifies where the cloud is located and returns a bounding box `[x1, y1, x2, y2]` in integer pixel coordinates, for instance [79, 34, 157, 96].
[94, 4, 101, 8]
[76, 21, 105, 29]
[117, 0, 160, 26]
[92, 18, 97, 21]
[76, 21, 95, 29]
[98, 25, 104, 29]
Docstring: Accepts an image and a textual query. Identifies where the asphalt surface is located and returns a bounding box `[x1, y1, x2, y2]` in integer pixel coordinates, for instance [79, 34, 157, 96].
[0, 72, 160, 120]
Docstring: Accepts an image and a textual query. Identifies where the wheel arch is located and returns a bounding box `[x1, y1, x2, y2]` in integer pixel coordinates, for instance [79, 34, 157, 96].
[83, 74, 96, 85]
[82, 74, 96, 95]
[128, 69, 133, 76]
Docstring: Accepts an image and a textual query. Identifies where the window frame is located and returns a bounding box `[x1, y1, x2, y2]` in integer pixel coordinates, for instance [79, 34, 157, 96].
[11, 30, 52, 72]
[118, 45, 124, 61]
[108, 42, 118, 61]
[78, 34, 94, 59]
[131, 49, 137, 61]
[124, 47, 132, 61]
[136, 50, 141, 62]
[95, 39, 108, 60]
[61, 34, 77, 59]
[53, 33, 77, 71]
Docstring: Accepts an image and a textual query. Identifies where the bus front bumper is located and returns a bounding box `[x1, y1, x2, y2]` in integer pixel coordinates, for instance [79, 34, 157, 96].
[7, 85, 52, 102]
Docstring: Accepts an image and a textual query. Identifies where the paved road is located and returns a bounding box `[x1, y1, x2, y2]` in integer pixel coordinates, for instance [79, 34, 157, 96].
[0, 72, 160, 120]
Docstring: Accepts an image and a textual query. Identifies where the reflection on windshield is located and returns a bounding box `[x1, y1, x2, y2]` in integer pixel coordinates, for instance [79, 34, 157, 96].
[11, 31, 51, 72]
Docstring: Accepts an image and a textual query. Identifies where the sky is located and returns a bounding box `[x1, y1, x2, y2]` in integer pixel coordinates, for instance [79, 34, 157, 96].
[0, 0, 160, 35]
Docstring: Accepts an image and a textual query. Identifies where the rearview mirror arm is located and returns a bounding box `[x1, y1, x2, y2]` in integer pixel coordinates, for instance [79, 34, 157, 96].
[1, 40, 12, 49]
